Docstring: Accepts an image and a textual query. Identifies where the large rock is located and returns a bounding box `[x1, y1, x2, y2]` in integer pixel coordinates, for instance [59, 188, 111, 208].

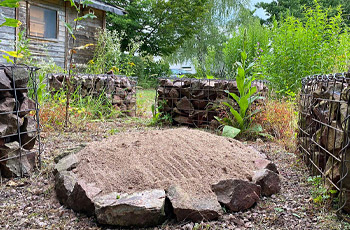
[166, 185, 222, 222]
[4, 67, 29, 88]
[0, 69, 12, 89]
[254, 159, 279, 174]
[321, 121, 343, 151]
[211, 179, 261, 212]
[19, 95, 36, 117]
[19, 117, 37, 150]
[94, 189, 166, 227]
[55, 170, 77, 205]
[176, 96, 194, 114]
[53, 154, 79, 175]
[67, 180, 101, 216]
[0, 114, 19, 137]
[0, 142, 34, 177]
[252, 169, 281, 196]
[0, 97, 15, 113]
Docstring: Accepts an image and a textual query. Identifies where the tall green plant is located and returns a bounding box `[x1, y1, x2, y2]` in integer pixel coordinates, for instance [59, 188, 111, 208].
[216, 29, 263, 138]
[259, 1, 350, 95]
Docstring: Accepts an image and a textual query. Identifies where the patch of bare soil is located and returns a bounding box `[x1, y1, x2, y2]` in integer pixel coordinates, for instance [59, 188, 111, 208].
[75, 128, 264, 196]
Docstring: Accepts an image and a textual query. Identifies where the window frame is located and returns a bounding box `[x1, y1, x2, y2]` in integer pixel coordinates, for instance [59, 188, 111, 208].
[27, 2, 59, 42]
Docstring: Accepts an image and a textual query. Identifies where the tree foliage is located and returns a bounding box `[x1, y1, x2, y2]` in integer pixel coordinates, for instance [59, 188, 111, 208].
[105, 0, 209, 56]
[256, 0, 350, 25]
[168, 0, 250, 78]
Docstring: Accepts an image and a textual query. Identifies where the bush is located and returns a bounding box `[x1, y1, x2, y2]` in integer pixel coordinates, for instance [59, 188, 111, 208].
[259, 2, 350, 95]
[253, 99, 298, 151]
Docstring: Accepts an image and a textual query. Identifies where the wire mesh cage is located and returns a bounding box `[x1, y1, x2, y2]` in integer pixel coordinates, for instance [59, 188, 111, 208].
[299, 72, 350, 213]
[156, 77, 268, 128]
[0, 64, 41, 178]
[48, 74, 137, 116]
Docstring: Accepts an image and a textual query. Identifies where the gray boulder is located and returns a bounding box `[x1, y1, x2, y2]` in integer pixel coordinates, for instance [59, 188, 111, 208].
[53, 154, 79, 175]
[19, 95, 36, 117]
[254, 158, 279, 174]
[211, 179, 261, 212]
[94, 189, 166, 227]
[55, 170, 77, 205]
[4, 67, 29, 88]
[252, 169, 281, 196]
[0, 97, 15, 113]
[0, 69, 12, 89]
[0, 142, 34, 177]
[0, 114, 20, 137]
[166, 185, 222, 222]
[67, 180, 101, 216]
[20, 117, 37, 150]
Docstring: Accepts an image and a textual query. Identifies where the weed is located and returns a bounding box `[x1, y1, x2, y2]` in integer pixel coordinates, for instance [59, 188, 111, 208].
[307, 176, 337, 207]
[253, 99, 298, 151]
[150, 100, 172, 126]
[215, 29, 264, 138]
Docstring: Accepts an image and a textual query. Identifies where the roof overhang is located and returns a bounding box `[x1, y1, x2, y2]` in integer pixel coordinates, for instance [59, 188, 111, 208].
[74, 0, 127, 15]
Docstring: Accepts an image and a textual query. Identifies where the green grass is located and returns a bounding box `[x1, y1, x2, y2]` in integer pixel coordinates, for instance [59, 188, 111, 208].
[137, 89, 156, 118]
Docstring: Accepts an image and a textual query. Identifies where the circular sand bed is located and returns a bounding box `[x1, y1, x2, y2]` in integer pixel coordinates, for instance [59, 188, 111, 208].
[73, 128, 265, 197]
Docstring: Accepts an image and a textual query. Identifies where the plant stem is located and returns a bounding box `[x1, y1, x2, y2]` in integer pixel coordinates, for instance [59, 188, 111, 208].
[65, 9, 80, 127]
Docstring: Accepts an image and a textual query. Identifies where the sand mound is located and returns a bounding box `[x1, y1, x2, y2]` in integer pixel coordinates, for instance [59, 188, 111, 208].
[74, 128, 265, 196]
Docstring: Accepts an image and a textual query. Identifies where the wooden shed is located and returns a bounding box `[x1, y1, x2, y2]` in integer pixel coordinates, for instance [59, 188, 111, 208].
[0, 0, 126, 67]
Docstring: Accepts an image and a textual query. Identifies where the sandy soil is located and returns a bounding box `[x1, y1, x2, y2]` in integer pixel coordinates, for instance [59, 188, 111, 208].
[74, 128, 265, 196]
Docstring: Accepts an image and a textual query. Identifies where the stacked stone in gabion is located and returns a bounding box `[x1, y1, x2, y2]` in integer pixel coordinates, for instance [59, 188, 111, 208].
[0, 66, 37, 177]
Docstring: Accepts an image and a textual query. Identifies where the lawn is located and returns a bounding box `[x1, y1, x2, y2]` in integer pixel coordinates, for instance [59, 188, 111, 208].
[136, 88, 156, 118]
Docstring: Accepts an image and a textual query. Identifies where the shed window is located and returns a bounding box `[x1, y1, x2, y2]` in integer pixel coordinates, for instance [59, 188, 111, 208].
[29, 5, 57, 39]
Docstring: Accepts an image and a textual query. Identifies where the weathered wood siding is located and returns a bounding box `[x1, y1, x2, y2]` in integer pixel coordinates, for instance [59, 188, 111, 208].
[18, 0, 66, 67]
[67, 6, 104, 67]
[0, 0, 106, 68]
[0, 7, 16, 64]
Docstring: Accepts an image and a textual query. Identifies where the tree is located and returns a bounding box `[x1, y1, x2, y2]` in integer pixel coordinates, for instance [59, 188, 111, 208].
[105, 0, 209, 56]
[256, 0, 350, 25]
[168, 0, 250, 78]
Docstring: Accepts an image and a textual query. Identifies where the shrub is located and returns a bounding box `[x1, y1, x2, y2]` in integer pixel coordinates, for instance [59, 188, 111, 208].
[259, 2, 350, 95]
[253, 99, 298, 151]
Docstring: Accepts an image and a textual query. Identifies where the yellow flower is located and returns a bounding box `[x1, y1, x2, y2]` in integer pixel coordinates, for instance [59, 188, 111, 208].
[88, 60, 94, 65]
[110, 66, 120, 73]
[128, 62, 136, 66]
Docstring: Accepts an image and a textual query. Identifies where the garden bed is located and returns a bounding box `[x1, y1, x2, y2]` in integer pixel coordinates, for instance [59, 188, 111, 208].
[54, 128, 281, 227]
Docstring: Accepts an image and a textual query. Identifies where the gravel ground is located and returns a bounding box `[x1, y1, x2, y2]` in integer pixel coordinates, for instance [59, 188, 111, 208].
[1, 120, 350, 229]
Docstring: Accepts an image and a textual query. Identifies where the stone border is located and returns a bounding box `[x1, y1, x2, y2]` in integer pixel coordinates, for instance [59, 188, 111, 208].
[54, 151, 280, 227]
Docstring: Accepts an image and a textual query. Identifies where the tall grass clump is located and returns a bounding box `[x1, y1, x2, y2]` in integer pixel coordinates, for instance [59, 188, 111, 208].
[260, 1, 350, 95]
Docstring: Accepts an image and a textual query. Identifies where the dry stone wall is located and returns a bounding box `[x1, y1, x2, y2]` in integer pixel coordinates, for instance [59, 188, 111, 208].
[49, 74, 137, 116]
[298, 72, 350, 212]
[0, 65, 39, 177]
[157, 78, 268, 127]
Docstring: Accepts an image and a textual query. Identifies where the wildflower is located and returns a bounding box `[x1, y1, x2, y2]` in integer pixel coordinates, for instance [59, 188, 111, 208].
[128, 62, 136, 66]
[88, 60, 94, 65]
